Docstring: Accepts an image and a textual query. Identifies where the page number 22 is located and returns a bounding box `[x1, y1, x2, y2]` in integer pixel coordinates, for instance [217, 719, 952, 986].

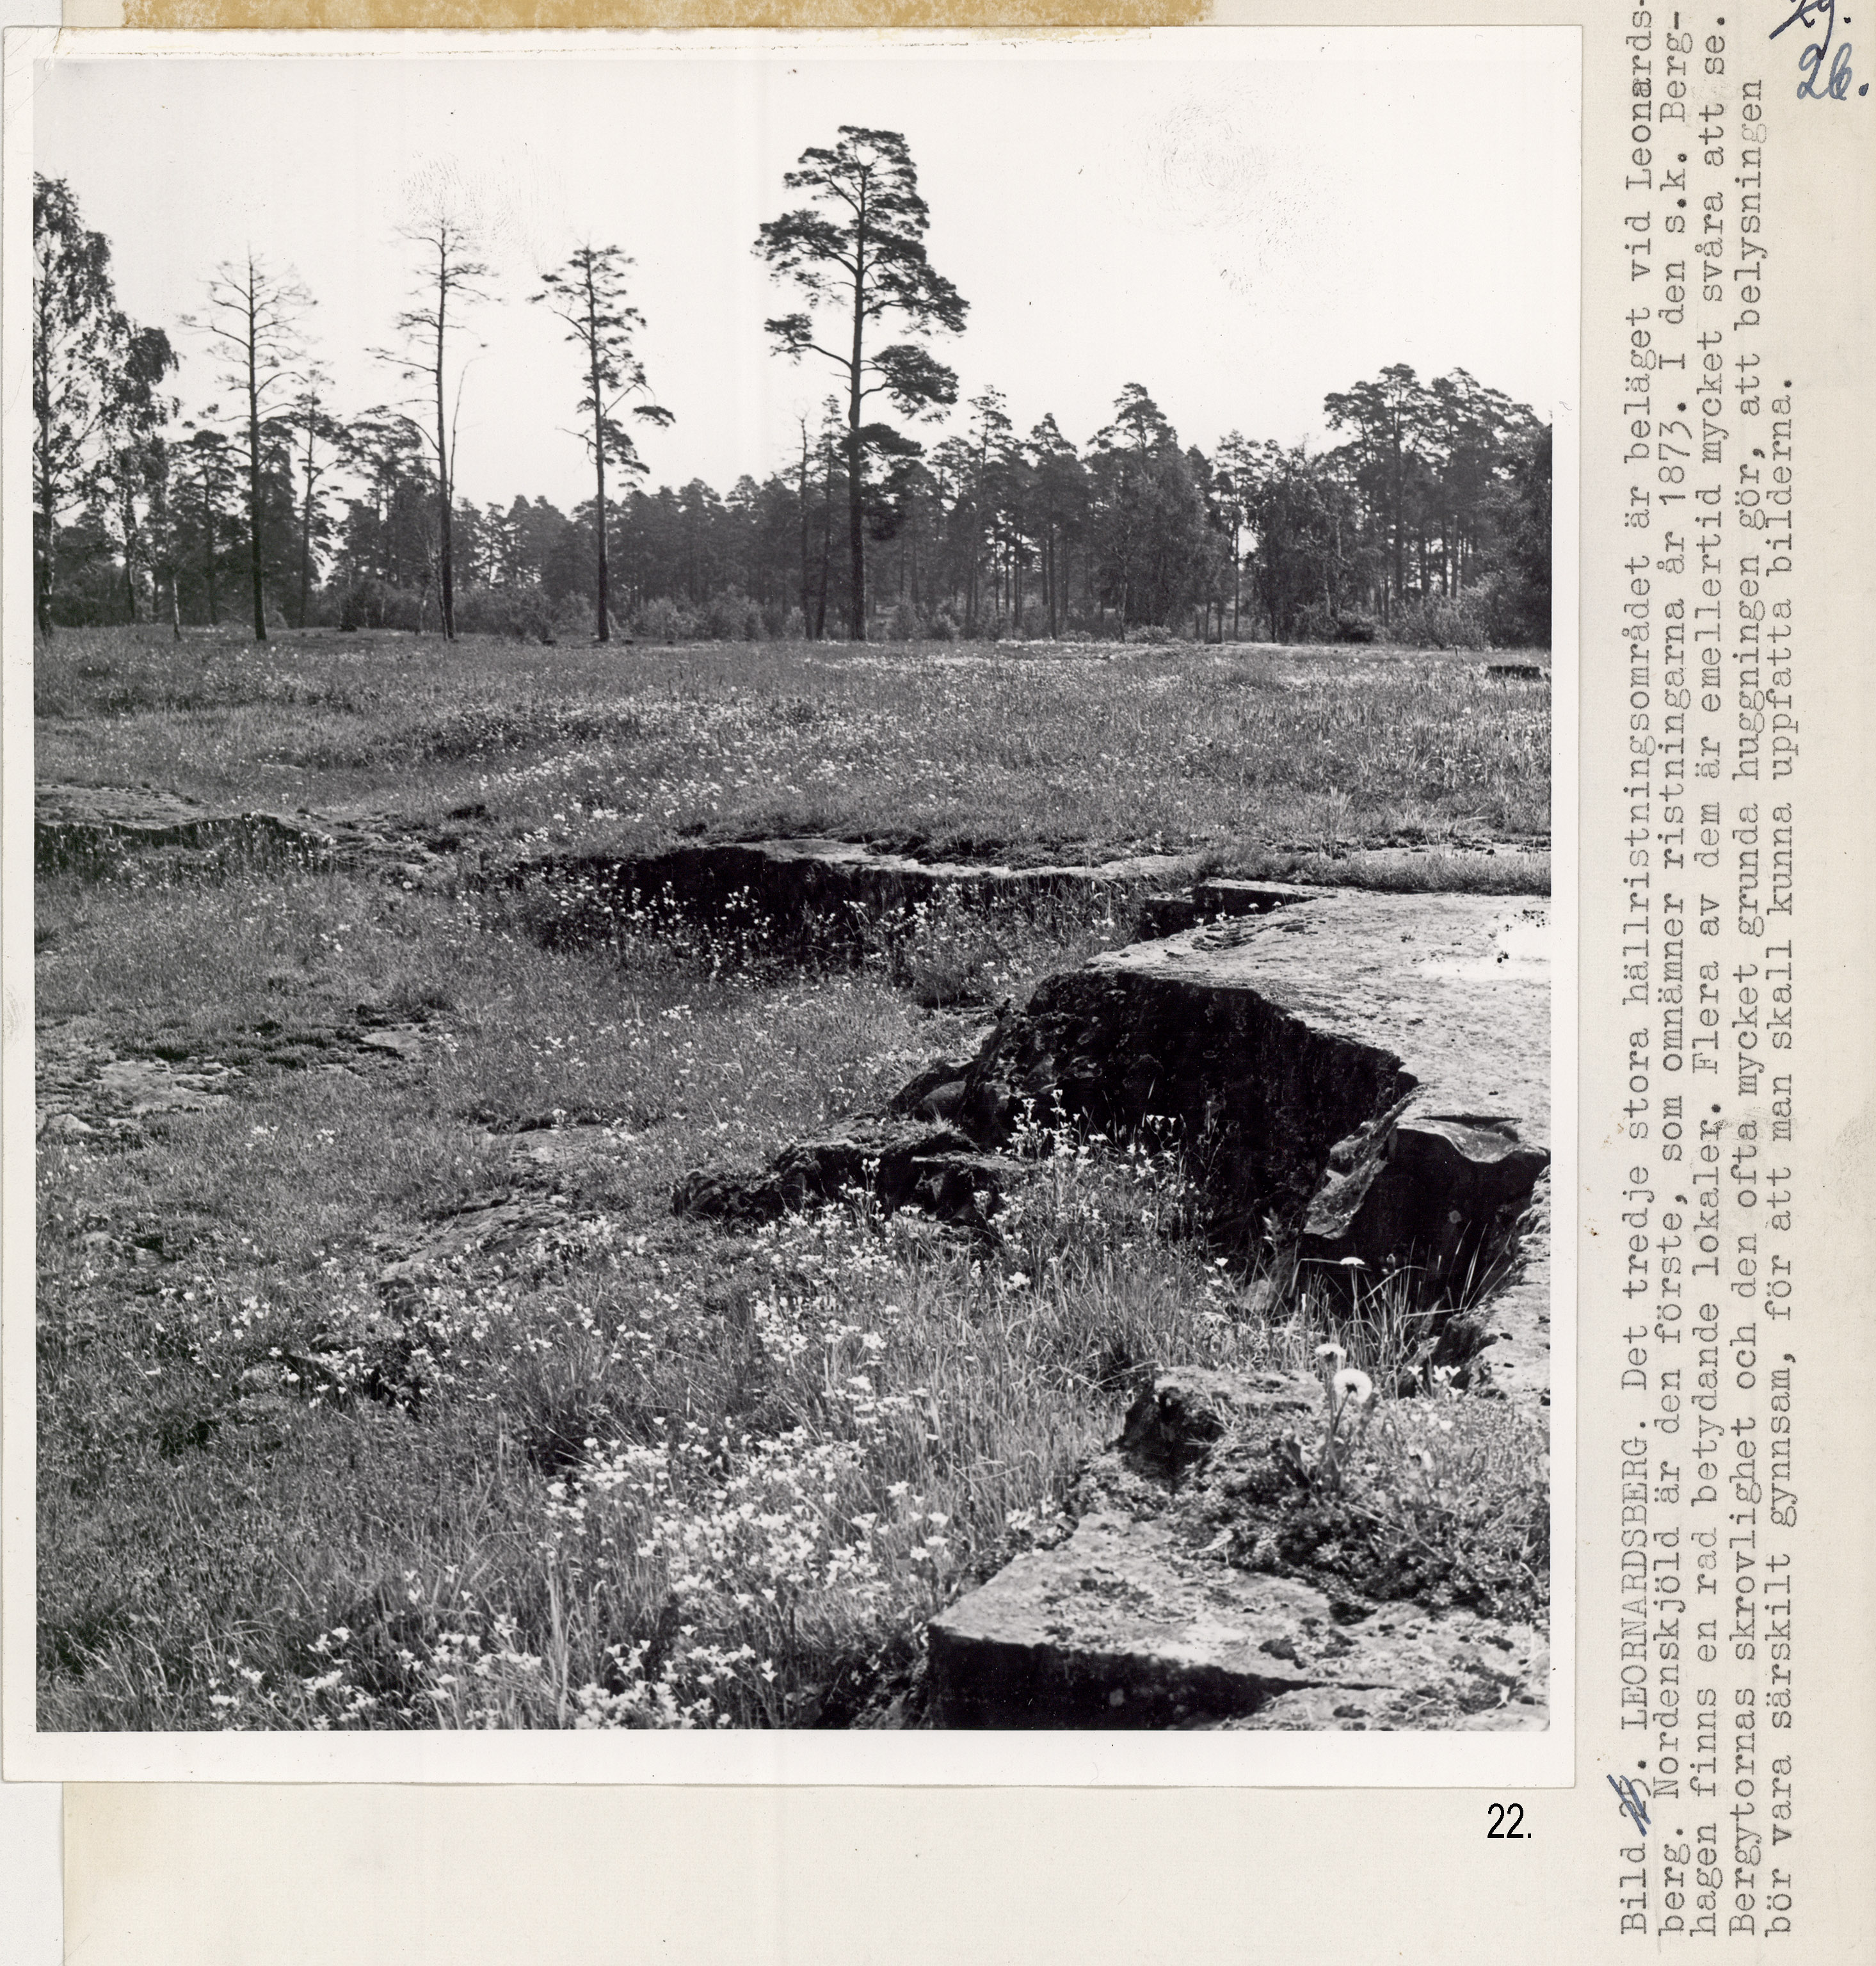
[1486, 1803, 1530, 1839]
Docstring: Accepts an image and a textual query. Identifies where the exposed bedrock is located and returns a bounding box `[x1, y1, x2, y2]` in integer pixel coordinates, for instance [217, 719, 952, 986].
[927, 1515, 1548, 1730]
[35, 782, 335, 878]
[672, 1118, 1023, 1231]
[926, 1366, 1548, 1731]
[679, 889, 1551, 1400]
[35, 783, 456, 887]
[952, 892, 1550, 1314]
[515, 836, 1203, 946]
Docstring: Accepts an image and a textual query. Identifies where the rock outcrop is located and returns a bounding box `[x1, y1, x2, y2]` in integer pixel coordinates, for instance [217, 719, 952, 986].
[35, 783, 333, 879]
[927, 1513, 1547, 1729]
[516, 835, 1205, 950]
[926, 1366, 1548, 1730]
[673, 1118, 1023, 1230]
[925, 892, 1548, 1386]
[35, 783, 456, 888]
[678, 887, 1551, 1401]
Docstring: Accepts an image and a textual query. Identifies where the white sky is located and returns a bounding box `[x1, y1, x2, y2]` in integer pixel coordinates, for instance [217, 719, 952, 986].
[35, 31, 1578, 514]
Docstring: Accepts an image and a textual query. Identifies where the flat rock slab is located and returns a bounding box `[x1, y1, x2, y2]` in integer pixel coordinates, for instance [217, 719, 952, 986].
[355, 1023, 429, 1060]
[927, 1510, 1546, 1730]
[483, 1122, 639, 1172]
[36, 783, 334, 874]
[35, 1013, 446, 1152]
[376, 1193, 598, 1300]
[36, 784, 455, 886]
[1107, 892, 1548, 1152]
[93, 1057, 241, 1116]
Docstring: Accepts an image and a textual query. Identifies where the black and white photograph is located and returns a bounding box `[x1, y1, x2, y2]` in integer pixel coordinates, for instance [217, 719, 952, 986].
[16, 29, 1574, 1757]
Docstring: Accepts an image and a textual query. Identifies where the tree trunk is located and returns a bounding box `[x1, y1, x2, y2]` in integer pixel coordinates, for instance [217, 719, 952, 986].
[1389, 418, 1404, 627]
[798, 421, 812, 630]
[435, 270, 455, 642]
[815, 442, 834, 639]
[248, 307, 267, 643]
[837, 174, 876, 643]
[119, 485, 141, 624]
[1231, 519, 1241, 640]
[298, 433, 316, 630]
[202, 482, 218, 626]
[35, 509, 54, 634]
[589, 278, 611, 645]
[846, 273, 867, 642]
[35, 341, 54, 634]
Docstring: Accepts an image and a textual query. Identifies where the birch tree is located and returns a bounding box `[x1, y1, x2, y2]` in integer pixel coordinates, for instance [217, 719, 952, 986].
[33, 175, 126, 633]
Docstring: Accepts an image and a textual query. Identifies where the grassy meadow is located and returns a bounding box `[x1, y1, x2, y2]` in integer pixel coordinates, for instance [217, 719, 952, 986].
[36, 625, 1550, 866]
[34, 628, 1551, 1730]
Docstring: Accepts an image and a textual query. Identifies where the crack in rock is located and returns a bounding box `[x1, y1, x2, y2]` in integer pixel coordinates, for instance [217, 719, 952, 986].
[512, 836, 1205, 951]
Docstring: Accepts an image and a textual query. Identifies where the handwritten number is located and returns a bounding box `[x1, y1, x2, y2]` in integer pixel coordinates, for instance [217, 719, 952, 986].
[1776, 0, 1856, 95]
[1607, 1775, 1651, 1835]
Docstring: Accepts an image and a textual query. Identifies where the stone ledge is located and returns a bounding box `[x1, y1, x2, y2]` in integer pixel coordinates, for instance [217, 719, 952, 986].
[927, 1510, 1546, 1730]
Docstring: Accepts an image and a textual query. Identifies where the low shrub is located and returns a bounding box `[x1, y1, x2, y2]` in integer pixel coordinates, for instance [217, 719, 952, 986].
[552, 593, 599, 645]
[703, 590, 765, 642]
[337, 579, 426, 634]
[453, 584, 555, 643]
[631, 597, 700, 644]
[1390, 589, 1493, 651]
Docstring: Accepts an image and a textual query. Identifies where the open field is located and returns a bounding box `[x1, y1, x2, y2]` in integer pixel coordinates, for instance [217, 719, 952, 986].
[36, 628, 1550, 871]
[35, 630, 1551, 1730]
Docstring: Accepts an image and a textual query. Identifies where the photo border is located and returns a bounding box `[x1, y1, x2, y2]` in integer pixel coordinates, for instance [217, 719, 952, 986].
[2, 21, 1579, 1788]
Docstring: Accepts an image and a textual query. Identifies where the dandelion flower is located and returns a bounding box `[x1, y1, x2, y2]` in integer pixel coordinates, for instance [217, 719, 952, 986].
[1315, 1341, 1348, 1369]
[1332, 1367, 1374, 1406]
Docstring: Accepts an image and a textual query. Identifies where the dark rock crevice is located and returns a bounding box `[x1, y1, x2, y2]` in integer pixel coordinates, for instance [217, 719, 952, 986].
[673, 1120, 1022, 1232]
[509, 837, 1203, 956]
[951, 963, 1416, 1253]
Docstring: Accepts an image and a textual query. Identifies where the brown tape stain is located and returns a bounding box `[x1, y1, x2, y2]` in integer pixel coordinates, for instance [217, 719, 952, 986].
[118, 0, 1208, 29]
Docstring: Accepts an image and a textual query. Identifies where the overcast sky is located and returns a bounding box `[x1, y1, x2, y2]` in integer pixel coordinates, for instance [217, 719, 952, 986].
[35, 31, 1577, 514]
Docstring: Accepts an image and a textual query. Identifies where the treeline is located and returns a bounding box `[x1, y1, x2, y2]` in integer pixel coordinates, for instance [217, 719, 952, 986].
[33, 138, 1551, 650]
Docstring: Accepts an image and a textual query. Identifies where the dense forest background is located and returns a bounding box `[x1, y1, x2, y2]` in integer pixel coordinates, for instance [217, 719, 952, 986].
[33, 154, 1551, 650]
